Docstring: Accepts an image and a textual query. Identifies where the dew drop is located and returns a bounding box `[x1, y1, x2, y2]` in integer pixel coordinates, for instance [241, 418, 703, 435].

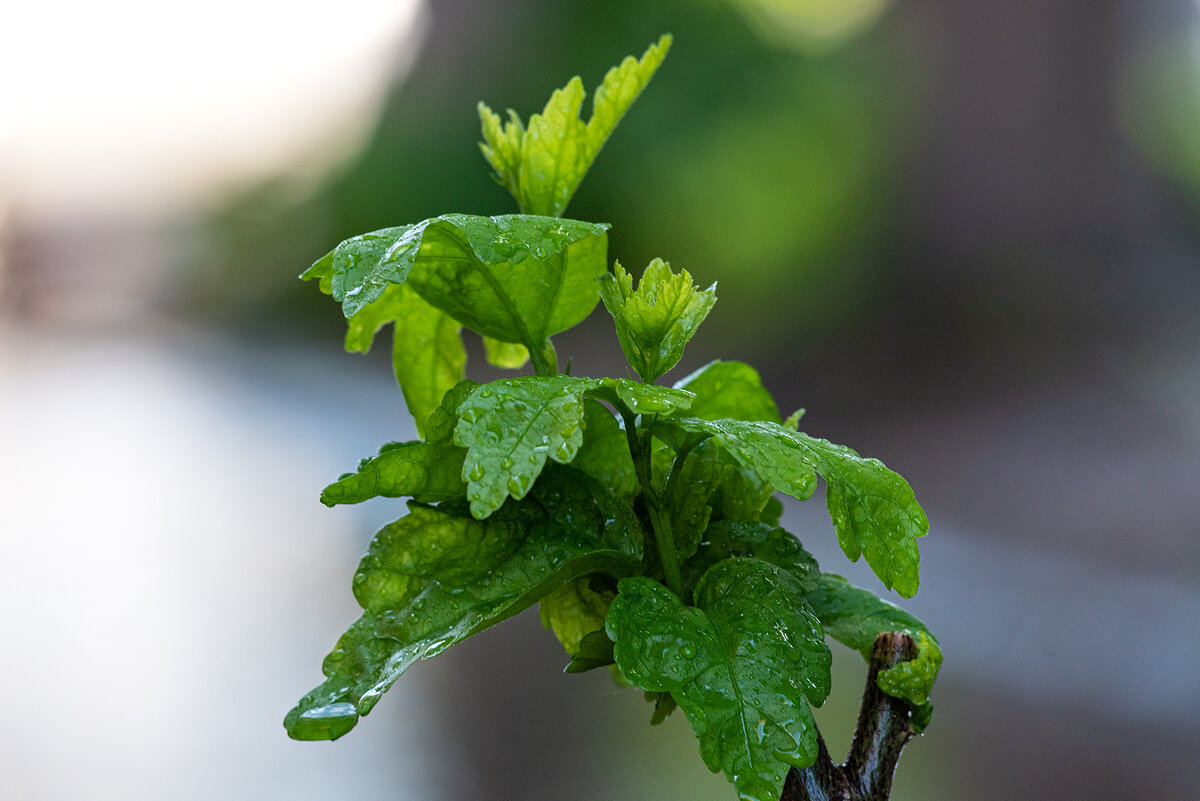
[501, 457, 515, 469]
[554, 443, 574, 461]
[469, 464, 485, 481]
[680, 643, 697, 659]
[462, 408, 479, 423]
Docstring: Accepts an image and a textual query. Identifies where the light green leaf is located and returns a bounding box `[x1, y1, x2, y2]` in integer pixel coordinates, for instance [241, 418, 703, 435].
[608, 559, 831, 801]
[805, 574, 941, 716]
[389, 288, 467, 437]
[307, 215, 610, 355]
[540, 574, 616, 656]
[673, 361, 781, 423]
[320, 441, 465, 506]
[311, 268, 468, 437]
[454, 376, 595, 518]
[685, 521, 821, 595]
[483, 336, 529, 369]
[479, 35, 672, 217]
[285, 469, 643, 741]
[320, 382, 476, 506]
[598, 259, 717, 383]
[670, 418, 928, 597]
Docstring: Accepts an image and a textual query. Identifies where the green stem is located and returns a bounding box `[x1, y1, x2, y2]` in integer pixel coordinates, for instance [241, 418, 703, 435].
[618, 407, 684, 599]
[529, 338, 558, 376]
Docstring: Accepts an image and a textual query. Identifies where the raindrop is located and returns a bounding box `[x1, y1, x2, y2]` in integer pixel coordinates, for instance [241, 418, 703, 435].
[501, 457, 515, 469]
[469, 464, 485, 481]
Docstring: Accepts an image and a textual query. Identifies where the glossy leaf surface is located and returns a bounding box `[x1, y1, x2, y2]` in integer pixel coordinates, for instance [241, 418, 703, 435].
[608, 558, 831, 801]
[806, 574, 941, 711]
[303, 215, 610, 350]
[479, 35, 672, 217]
[286, 469, 642, 740]
[320, 382, 476, 506]
[685, 521, 821, 594]
[670, 417, 927, 597]
[673, 360, 781, 423]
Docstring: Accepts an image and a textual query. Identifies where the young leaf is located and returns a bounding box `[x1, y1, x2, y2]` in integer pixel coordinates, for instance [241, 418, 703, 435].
[672, 360, 781, 423]
[805, 574, 942, 713]
[540, 574, 615, 656]
[598, 259, 717, 383]
[479, 35, 672, 217]
[286, 469, 643, 741]
[454, 376, 596, 518]
[482, 336, 530, 369]
[608, 558, 832, 801]
[669, 418, 928, 597]
[320, 381, 477, 506]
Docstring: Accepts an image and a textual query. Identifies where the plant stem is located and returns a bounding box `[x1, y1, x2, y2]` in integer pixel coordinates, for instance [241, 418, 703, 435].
[780, 632, 921, 801]
[529, 338, 559, 376]
[617, 407, 684, 598]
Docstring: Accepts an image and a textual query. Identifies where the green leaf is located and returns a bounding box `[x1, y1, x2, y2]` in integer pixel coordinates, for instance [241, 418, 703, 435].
[805, 574, 941, 716]
[669, 418, 928, 597]
[598, 259, 717, 383]
[590, 378, 696, 416]
[540, 574, 615, 655]
[479, 35, 672, 217]
[454, 376, 595, 518]
[662, 439, 724, 562]
[566, 630, 617, 674]
[483, 336, 530, 369]
[673, 361, 781, 423]
[320, 382, 476, 506]
[608, 559, 831, 801]
[286, 468, 643, 741]
[572, 399, 639, 497]
[308, 215, 610, 353]
[686, 521, 821, 595]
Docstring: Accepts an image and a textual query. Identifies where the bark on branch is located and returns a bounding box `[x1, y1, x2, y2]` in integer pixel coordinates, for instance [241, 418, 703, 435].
[780, 632, 921, 801]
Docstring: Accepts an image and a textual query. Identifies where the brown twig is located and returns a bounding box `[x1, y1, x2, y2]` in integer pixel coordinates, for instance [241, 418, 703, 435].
[780, 632, 921, 801]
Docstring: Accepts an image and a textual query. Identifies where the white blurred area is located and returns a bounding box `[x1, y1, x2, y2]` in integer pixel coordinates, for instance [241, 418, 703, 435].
[1, 0, 424, 216]
[0, 3, 457, 798]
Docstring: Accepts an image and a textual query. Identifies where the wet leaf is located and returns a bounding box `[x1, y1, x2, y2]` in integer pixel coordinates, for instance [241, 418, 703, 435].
[669, 418, 928, 597]
[320, 382, 476, 506]
[608, 558, 831, 801]
[479, 35, 672, 217]
[285, 469, 642, 740]
[672, 360, 780, 423]
[685, 521, 821, 595]
[598, 259, 717, 382]
[806, 574, 941, 718]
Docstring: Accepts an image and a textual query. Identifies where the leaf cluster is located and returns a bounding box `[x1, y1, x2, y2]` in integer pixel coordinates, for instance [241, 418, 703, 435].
[287, 37, 939, 801]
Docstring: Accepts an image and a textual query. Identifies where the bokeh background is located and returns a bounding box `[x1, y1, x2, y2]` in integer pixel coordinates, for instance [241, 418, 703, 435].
[3, 1, 1199, 799]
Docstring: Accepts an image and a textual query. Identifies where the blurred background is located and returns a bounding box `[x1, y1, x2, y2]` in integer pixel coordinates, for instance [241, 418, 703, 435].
[2, 0, 1198, 798]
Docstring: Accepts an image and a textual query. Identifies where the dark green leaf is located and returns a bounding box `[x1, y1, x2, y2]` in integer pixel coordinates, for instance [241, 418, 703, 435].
[806, 574, 941, 714]
[662, 439, 724, 562]
[479, 35, 672, 217]
[286, 469, 643, 741]
[598, 259, 717, 382]
[673, 360, 781, 423]
[686, 521, 821, 595]
[572, 399, 638, 497]
[670, 418, 928, 597]
[565, 630, 617, 673]
[608, 559, 831, 801]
